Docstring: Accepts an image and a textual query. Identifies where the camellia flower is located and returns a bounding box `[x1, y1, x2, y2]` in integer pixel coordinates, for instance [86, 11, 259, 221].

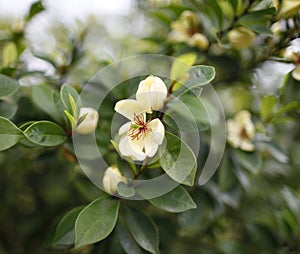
[136, 76, 168, 112]
[284, 38, 300, 81]
[76, 107, 99, 134]
[114, 99, 165, 161]
[227, 110, 255, 152]
[102, 166, 126, 195]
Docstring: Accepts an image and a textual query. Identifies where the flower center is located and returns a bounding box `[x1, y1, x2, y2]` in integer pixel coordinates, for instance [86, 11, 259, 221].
[240, 127, 249, 140]
[128, 114, 149, 140]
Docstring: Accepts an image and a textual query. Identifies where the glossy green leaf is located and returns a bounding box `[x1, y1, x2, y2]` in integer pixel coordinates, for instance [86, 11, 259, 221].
[60, 84, 80, 115]
[75, 197, 120, 248]
[117, 182, 135, 198]
[123, 207, 159, 254]
[164, 94, 217, 131]
[260, 95, 277, 121]
[235, 150, 263, 174]
[27, 0, 45, 20]
[32, 84, 63, 123]
[117, 221, 144, 254]
[149, 185, 196, 213]
[174, 65, 215, 96]
[218, 155, 237, 191]
[0, 74, 20, 98]
[23, 121, 67, 146]
[0, 116, 23, 151]
[159, 132, 197, 186]
[52, 206, 84, 247]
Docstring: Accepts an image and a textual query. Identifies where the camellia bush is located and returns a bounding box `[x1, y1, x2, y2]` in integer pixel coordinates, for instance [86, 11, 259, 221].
[1, 0, 300, 253]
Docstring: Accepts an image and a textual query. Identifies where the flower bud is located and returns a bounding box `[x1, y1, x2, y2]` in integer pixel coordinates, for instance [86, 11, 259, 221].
[102, 166, 126, 195]
[277, 0, 300, 18]
[136, 76, 168, 112]
[227, 110, 255, 151]
[180, 10, 199, 31]
[228, 27, 256, 50]
[76, 107, 99, 134]
[188, 33, 209, 51]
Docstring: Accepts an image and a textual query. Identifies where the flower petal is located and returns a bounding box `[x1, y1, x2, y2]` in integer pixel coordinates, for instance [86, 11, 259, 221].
[148, 118, 165, 145]
[119, 135, 146, 161]
[114, 99, 144, 121]
[292, 64, 300, 81]
[240, 140, 255, 152]
[118, 122, 131, 136]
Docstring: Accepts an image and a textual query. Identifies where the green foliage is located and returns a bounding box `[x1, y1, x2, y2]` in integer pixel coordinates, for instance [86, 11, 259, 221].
[1, 0, 300, 253]
[149, 185, 197, 213]
[0, 74, 20, 98]
[123, 207, 159, 254]
[0, 116, 23, 151]
[75, 197, 120, 248]
[159, 132, 197, 186]
[23, 121, 67, 146]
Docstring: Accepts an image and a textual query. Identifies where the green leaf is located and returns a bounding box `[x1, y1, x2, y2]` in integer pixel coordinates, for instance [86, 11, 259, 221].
[0, 99, 18, 119]
[228, 0, 238, 13]
[164, 94, 217, 131]
[149, 185, 196, 213]
[260, 95, 277, 121]
[60, 84, 80, 116]
[235, 150, 263, 174]
[0, 74, 20, 98]
[75, 197, 120, 248]
[117, 221, 144, 254]
[218, 155, 237, 191]
[123, 207, 159, 254]
[0, 116, 23, 151]
[174, 65, 215, 96]
[26, 0, 45, 20]
[117, 182, 135, 198]
[159, 132, 197, 186]
[170, 52, 197, 83]
[32, 84, 63, 123]
[23, 121, 67, 147]
[52, 206, 84, 247]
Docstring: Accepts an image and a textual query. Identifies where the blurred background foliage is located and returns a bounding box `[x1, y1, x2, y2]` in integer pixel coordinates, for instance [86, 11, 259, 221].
[0, 0, 300, 253]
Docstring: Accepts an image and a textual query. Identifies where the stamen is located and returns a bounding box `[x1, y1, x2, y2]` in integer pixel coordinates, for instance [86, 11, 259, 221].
[128, 113, 148, 140]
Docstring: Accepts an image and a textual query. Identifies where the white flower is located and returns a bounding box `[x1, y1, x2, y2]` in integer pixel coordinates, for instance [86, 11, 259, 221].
[227, 110, 255, 152]
[284, 38, 300, 81]
[136, 76, 168, 113]
[114, 99, 165, 161]
[102, 166, 126, 195]
[76, 107, 99, 134]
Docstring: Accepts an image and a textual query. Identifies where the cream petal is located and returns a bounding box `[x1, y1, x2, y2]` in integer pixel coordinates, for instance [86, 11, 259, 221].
[114, 99, 144, 121]
[245, 121, 255, 139]
[136, 84, 152, 113]
[148, 118, 165, 145]
[144, 134, 159, 157]
[227, 119, 241, 136]
[240, 140, 255, 152]
[235, 110, 251, 124]
[119, 135, 146, 161]
[292, 64, 300, 81]
[118, 122, 131, 136]
[227, 135, 241, 148]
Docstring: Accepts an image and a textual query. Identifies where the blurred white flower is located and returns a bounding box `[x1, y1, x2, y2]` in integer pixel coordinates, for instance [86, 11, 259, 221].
[227, 110, 255, 152]
[136, 76, 167, 113]
[273, 0, 300, 18]
[102, 166, 126, 195]
[284, 38, 300, 81]
[114, 99, 165, 161]
[76, 107, 99, 134]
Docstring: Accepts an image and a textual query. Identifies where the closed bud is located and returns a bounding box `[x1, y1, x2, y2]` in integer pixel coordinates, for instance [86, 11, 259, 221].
[228, 27, 256, 50]
[102, 166, 126, 195]
[188, 33, 209, 51]
[76, 107, 99, 134]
